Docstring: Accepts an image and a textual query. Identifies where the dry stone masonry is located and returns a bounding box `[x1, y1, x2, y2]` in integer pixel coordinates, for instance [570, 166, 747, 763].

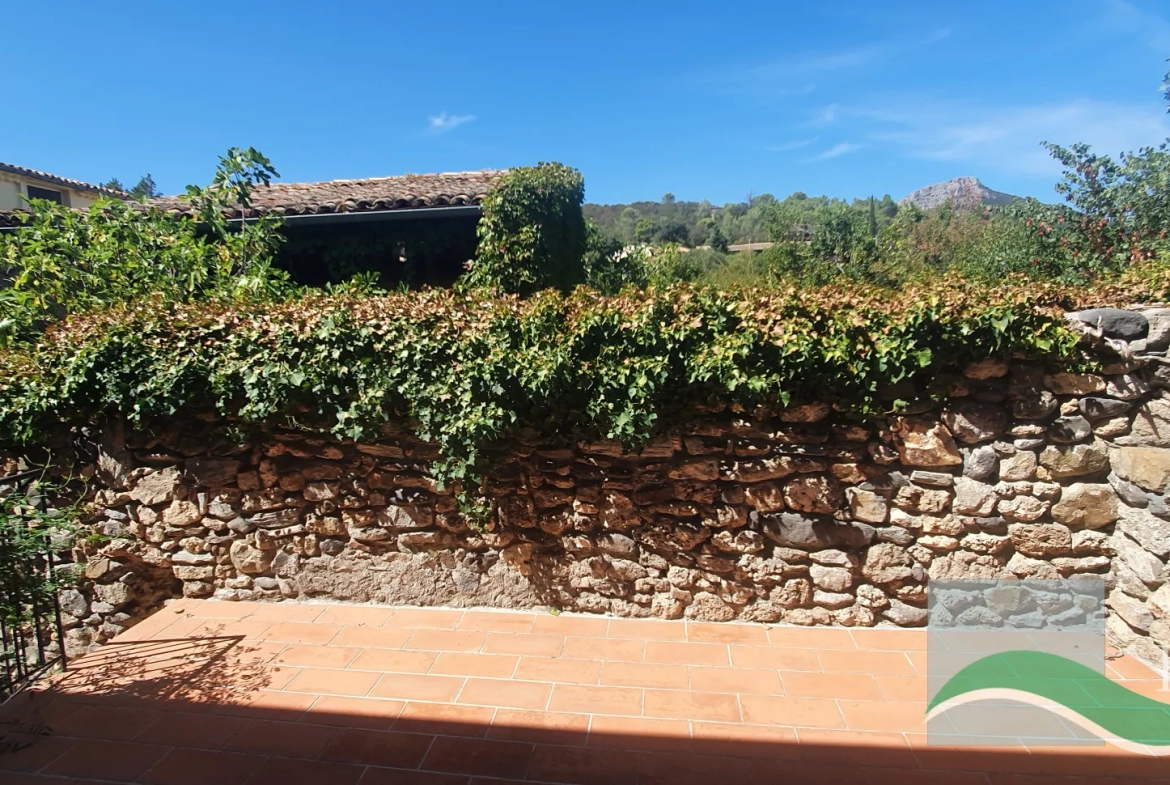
[53, 305, 1170, 667]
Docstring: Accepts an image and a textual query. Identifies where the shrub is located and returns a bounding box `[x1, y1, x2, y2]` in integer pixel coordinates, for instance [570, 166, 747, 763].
[463, 163, 587, 296]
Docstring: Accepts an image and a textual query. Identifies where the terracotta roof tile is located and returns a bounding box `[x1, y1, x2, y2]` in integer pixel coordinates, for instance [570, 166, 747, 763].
[0, 162, 130, 198]
[149, 169, 506, 219]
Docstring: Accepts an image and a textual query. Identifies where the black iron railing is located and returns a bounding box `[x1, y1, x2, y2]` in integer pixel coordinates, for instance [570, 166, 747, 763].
[0, 473, 68, 702]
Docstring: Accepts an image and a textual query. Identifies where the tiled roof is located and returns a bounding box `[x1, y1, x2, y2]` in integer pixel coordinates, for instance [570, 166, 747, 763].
[0, 162, 130, 198]
[149, 170, 506, 219]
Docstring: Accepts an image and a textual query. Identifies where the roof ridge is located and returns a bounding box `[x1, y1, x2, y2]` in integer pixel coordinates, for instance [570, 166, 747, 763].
[281, 169, 509, 187]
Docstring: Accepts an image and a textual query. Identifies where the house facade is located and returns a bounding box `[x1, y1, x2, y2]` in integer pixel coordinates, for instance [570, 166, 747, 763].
[0, 162, 128, 212]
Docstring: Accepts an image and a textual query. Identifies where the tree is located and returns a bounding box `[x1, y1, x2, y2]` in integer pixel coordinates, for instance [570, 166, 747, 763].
[130, 174, 161, 199]
[100, 177, 125, 192]
[662, 193, 676, 204]
[709, 224, 730, 253]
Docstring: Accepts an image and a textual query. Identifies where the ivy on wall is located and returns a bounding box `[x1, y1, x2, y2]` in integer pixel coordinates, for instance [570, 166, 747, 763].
[0, 277, 1088, 515]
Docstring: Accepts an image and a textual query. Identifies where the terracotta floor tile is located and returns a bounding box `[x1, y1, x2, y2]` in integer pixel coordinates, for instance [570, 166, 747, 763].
[689, 666, 784, 695]
[284, 666, 381, 697]
[456, 610, 537, 633]
[782, 671, 882, 701]
[767, 626, 857, 649]
[600, 661, 689, 689]
[189, 599, 255, 620]
[531, 613, 610, 638]
[224, 718, 337, 758]
[42, 739, 170, 781]
[458, 677, 552, 710]
[421, 736, 534, 778]
[527, 744, 640, 785]
[548, 684, 643, 716]
[348, 648, 437, 673]
[274, 643, 361, 668]
[216, 689, 317, 719]
[150, 615, 206, 639]
[191, 619, 275, 639]
[643, 689, 740, 722]
[838, 699, 927, 734]
[749, 758, 869, 785]
[686, 621, 770, 645]
[587, 715, 690, 751]
[405, 629, 488, 653]
[608, 618, 688, 641]
[243, 757, 364, 785]
[359, 769, 471, 785]
[134, 711, 247, 749]
[260, 663, 303, 690]
[874, 675, 927, 703]
[637, 750, 754, 785]
[690, 720, 800, 759]
[259, 621, 343, 645]
[50, 704, 161, 741]
[482, 632, 566, 656]
[370, 673, 465, 702]
[246, 603, 328, 623]
[0, 735, 76, 773]
[562, 636, 645, 662]
[818, 649, 917, 676]
[140, 747, 265, 785]
[739, 694, 846, 729]
[795, 728, 913, 767]
[319, 728, 435, 768]
[514, 656, 602, 685]
[729, 645, 822, 672]
[850, 628, 927, 652]
[644, 641, 729, 667]
[430, 652, 518, 678]
[1107, 655, 1160, 680]
[303, 695, 405, 729]
[330, 626, 414, 649]
[314, 605, 396, 626]
[394, 701, 496, 735]
[488, 709, 590, 746]
[383, 607, 465, 629]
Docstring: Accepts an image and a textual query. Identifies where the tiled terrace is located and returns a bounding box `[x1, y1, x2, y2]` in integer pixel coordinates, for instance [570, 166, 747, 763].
[1, 600, 1168, 785]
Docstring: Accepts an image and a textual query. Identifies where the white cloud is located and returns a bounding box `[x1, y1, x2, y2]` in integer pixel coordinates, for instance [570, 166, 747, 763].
[852, 98, 1170, 176]
[1100, 0, 1170, 52]
[810, 142, 860, 161]
[427, 112, 476, 134]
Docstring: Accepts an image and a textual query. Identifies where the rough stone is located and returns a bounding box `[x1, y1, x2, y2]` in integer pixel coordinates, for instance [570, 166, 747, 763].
[1149, 585, 1170, 621]
[962, 445, 999, 481]
[883, 600, 928, 627]
[1009, 523, 1073, 558]
[1048, 484, 1119, 531]
[910, 471, 954, 487]
[891, 418, 962, 466]
[782, 475, 843, 514]
[809, 564, 853, 592]
[1109, 589, 1154, 632]
[1039, 441, 1109, 478]
[1105, 374, 1151, 401]
[964, 358, 1010, 379]
[1116, 507, 1170, 558]
[1012, 391, 1059, 420]
[229, 540, 274, 575]
[1111, 531, 1166, 585]
[1116, 398, 1170, 447]
[952, 477, 998, 516]
[998, 451, 1037, 482]
[942, 402, 1007, 445]
[846, 488, 888, 524]
[862, 542, 913, 584]
[1048, 416, 1092, 444]
[129, 467, 183, 506]
[1067, 308, 1148, 340]
[1112, 447, 1170, 494]
[1045, 373, 1106, 396]
[1079, 397, 1132, 421]
[998, 496, 1050, 523]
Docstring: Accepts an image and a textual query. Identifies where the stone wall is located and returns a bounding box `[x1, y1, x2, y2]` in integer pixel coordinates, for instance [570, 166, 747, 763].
[55, 306, 1170, 666]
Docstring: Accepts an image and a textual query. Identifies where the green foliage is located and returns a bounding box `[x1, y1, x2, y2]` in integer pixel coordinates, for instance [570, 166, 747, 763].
[464, 163, 587, 296]
[100, 173, 161, 199]
[0, 486, 78, 631]
[582, 221, 647, 294]
[0, 148, 290, 347]
[0, 280, 1087, 517]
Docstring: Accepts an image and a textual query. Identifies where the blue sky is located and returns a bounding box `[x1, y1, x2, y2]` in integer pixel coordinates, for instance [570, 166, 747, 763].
[5, 0, 1170, 204]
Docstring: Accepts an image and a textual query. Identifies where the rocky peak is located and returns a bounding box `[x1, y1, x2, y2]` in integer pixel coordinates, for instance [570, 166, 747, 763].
[899, 177, 1019, 211]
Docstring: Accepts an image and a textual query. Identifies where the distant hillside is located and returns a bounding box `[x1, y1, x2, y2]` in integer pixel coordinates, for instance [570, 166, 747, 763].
[899, 177, 1019, 211]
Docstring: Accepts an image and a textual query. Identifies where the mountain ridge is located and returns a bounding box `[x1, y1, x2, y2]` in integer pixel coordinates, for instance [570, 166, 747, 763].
[899, 177, 1019, 210]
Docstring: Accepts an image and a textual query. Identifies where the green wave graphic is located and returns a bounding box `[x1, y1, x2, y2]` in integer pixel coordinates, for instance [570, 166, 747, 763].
[930, 650, 1170, 746]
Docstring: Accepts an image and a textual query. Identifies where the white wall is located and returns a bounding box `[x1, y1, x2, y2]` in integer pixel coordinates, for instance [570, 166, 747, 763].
[0, 179, 22, 210]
